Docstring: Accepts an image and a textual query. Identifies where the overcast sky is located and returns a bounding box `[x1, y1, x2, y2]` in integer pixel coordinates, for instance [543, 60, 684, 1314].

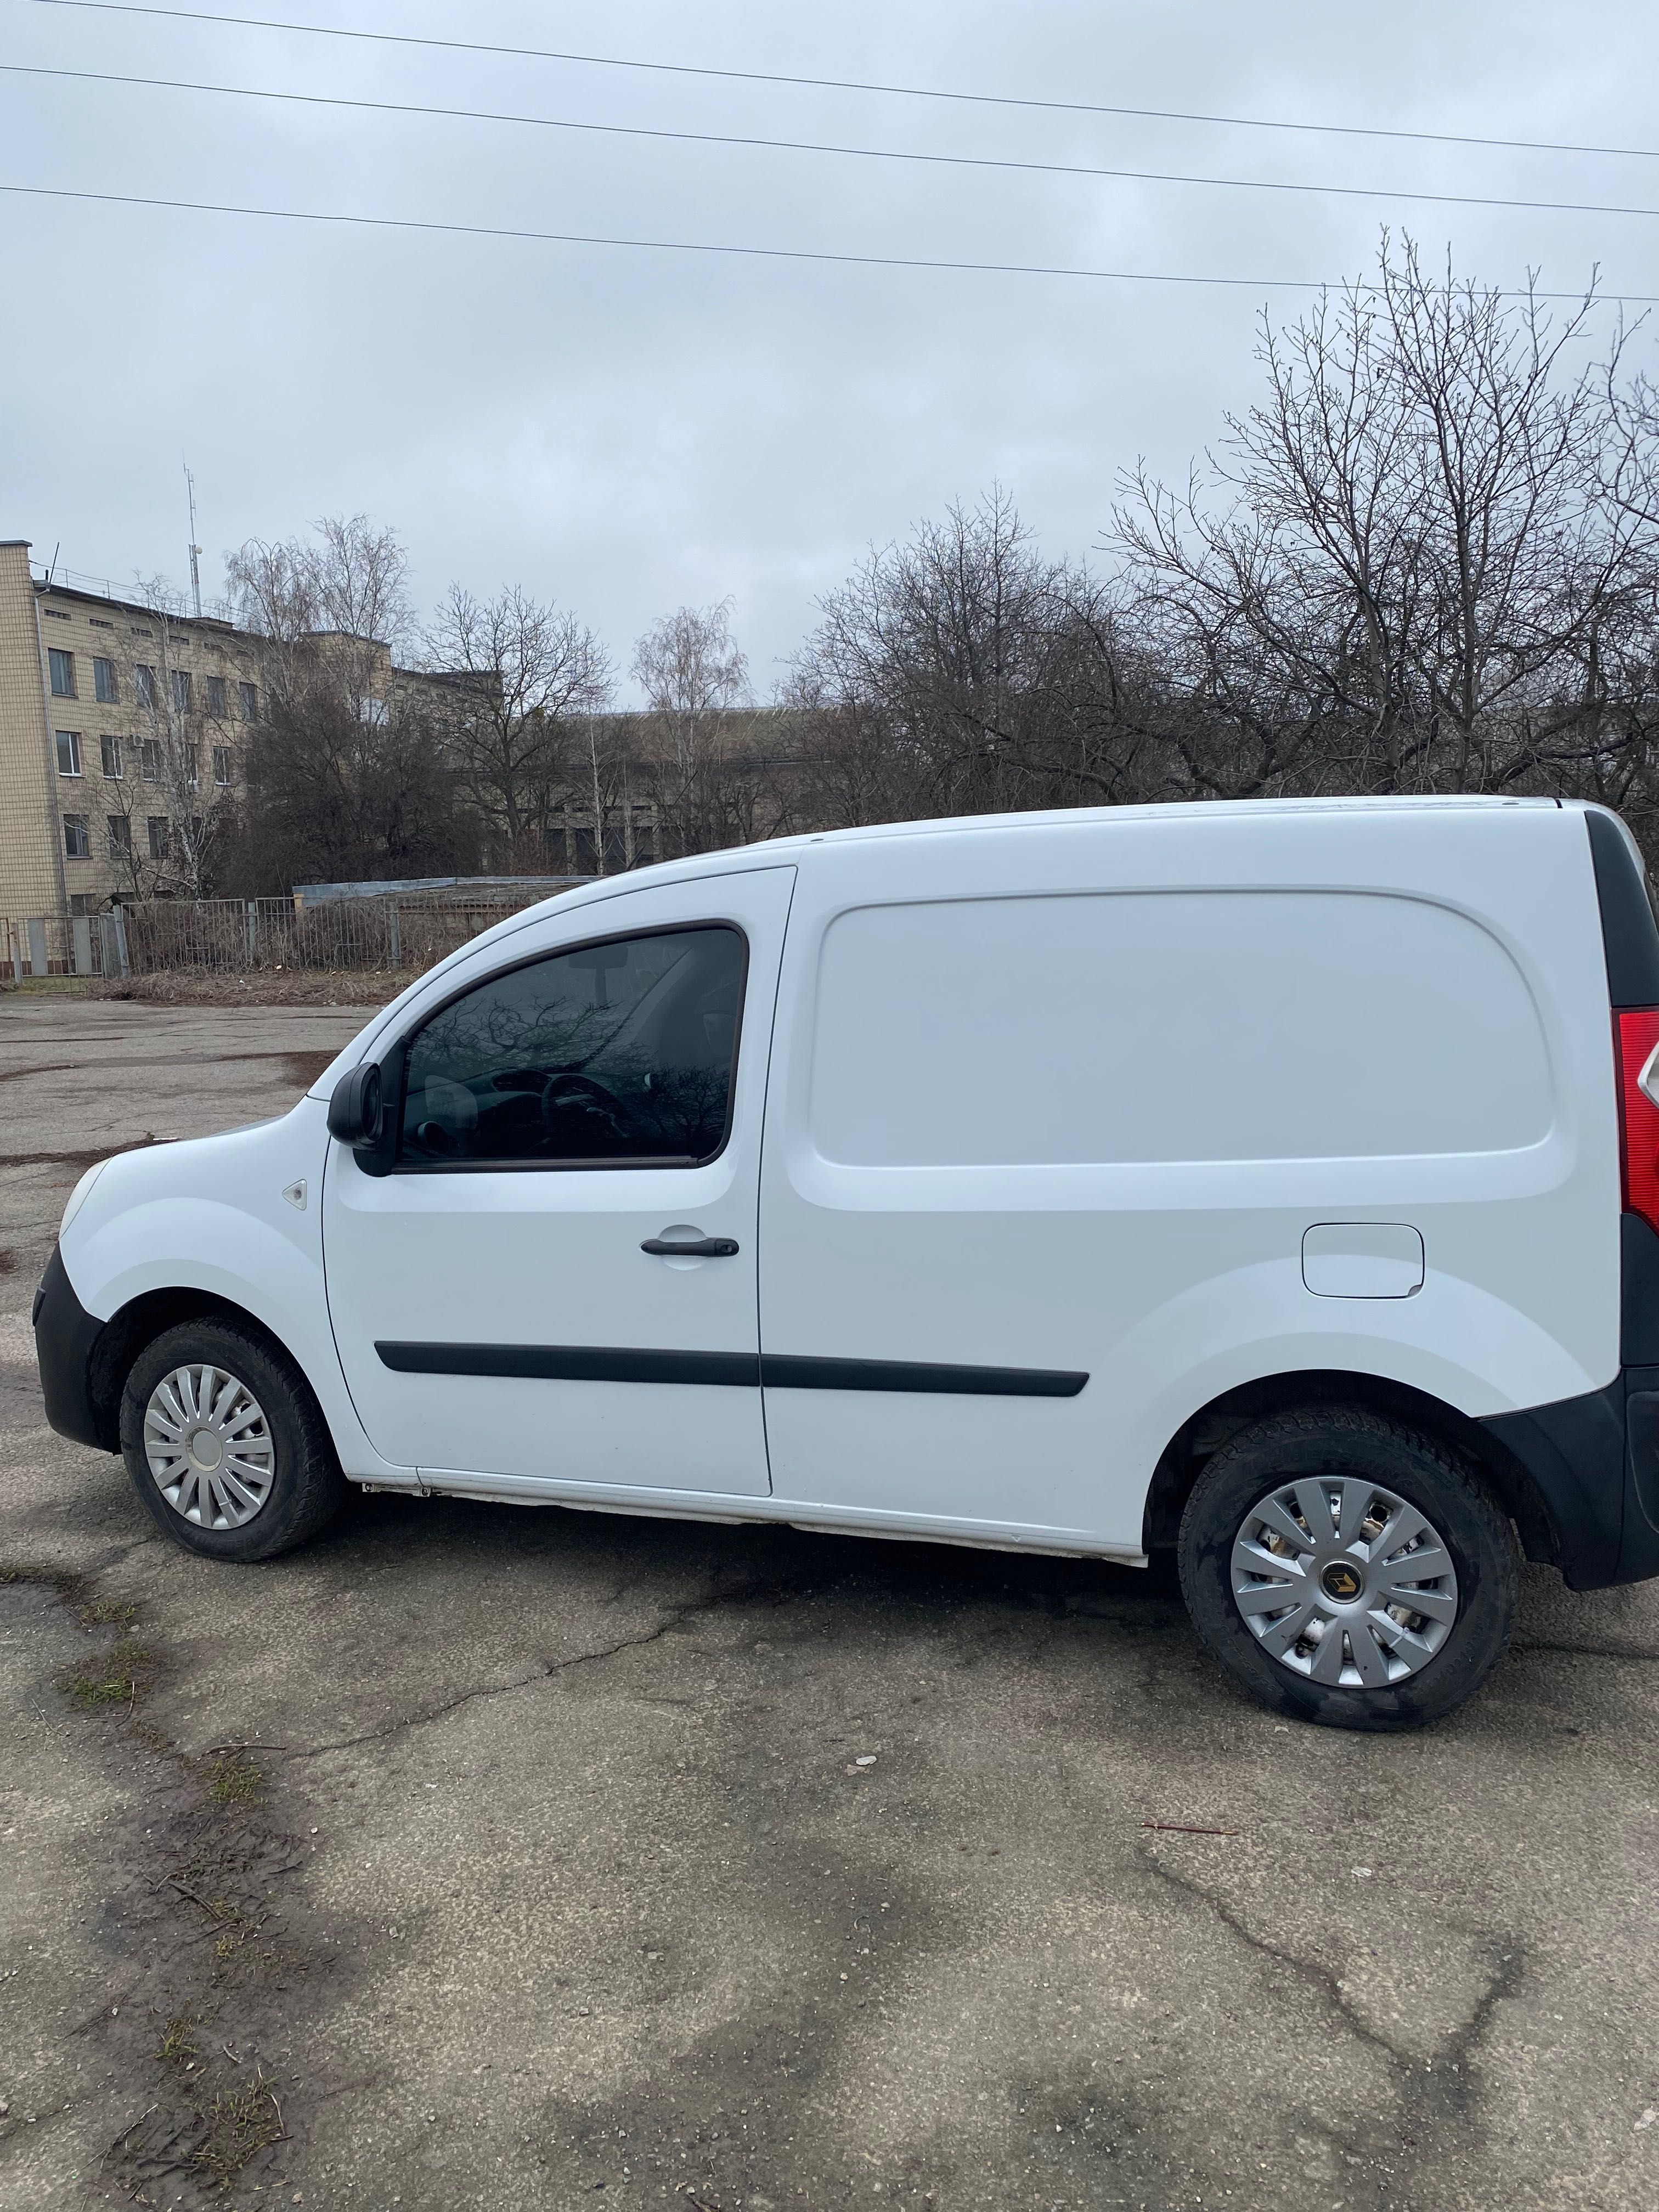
[4, 0, 1658, 697]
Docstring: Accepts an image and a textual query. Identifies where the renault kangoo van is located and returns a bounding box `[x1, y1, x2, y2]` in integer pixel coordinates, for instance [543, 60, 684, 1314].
[36, 799, 1659, 1729]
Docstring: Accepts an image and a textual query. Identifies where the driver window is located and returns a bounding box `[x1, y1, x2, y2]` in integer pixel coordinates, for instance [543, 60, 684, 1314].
[398, 925, 746, 1168]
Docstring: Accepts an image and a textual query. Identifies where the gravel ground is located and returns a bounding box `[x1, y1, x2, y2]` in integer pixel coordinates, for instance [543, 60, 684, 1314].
[2, 997, 1658, 2212]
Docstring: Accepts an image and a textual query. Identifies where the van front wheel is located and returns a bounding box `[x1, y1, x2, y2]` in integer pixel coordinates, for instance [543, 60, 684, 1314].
[1177, 1407, 1520, 1730]
[120, 1318, 348, 1561]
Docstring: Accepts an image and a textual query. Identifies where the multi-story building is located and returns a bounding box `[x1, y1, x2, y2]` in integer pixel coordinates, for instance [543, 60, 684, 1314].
[1, 534, 808, 934]
[0, 539, 460, 927]
[0, 538, 267, 921]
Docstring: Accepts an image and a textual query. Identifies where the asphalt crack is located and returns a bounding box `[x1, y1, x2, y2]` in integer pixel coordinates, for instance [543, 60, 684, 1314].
[1136, 1842, 1413, 2066]
[277, 1575, 803, 1761]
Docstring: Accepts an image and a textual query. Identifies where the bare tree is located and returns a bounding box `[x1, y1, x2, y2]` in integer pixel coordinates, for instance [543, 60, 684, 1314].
[1108, 235, 1659, 804]
[425, 584, 613, 869]
[786, 489, 1172, 825]
[226, 513, 411, 704]
[218, 516, 478, 891]
[632, 600, 766, 856]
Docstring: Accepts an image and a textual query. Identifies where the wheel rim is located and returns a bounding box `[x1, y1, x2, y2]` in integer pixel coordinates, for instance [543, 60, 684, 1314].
[1229, 1476, 1460, 1688]
[143, 1363, 276, 1531]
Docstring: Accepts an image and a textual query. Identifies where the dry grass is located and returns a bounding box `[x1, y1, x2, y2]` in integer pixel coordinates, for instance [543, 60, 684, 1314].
[88, 966, 402, 1007]
[188, 2070, 285, 2189]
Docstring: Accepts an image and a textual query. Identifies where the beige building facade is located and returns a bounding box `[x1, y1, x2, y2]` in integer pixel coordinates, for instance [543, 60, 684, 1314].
[0, 539, 267, 922]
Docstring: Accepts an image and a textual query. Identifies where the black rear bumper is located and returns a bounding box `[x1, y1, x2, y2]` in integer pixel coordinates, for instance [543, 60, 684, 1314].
[33, 1244, 116, 1452]
[1482, 1375, 1659, 1590]
[1475, 1203, 1659, 1590]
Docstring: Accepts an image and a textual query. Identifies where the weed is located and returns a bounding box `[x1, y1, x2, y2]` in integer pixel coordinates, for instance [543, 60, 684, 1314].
[78, 1598, 137, 1629]
[187, 2070, 284, 2190]
[156, 2013, 199, 2066]
[204, 1750, 265, 1807]
[64, 1635, 157, 1708]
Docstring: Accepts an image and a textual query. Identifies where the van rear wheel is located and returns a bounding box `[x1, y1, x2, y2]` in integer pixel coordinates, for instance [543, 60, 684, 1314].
[120, 1318, 348, 1561]
[1177, 1406, 1520, 1730]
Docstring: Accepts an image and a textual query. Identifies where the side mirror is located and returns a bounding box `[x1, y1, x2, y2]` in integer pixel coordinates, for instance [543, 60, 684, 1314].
[328, 1063, 384, 1150]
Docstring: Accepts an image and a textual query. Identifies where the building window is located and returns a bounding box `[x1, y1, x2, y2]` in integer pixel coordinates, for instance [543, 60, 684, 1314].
[205, 674, 228, 717]
[238, 681, 258, 722]
[141, 738, 162, 782]
[89, 616, 114, 630]
[212, 744, 233, 787]
[48, 647, 75, 697]
[69, 893, 97, 916]
[100, 733, 124, 779]
[63, 812, 90, 859]
[93, 656, 119, 704]
[108, 814, 131, 857]
[147, 817, 169, 861]
[135, 665, 156, 709]
[171, 669, 192, 714]
[55, 730, 82, 777]
[183, 743, 199, 788]
[43, 606, 70, 621]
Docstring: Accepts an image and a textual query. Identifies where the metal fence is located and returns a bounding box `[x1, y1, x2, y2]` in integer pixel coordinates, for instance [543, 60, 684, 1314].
[1, 884, 583, 982]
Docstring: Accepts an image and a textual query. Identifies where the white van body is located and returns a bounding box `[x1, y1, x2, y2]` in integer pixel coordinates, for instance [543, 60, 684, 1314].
[39, 797, 1659, 1722]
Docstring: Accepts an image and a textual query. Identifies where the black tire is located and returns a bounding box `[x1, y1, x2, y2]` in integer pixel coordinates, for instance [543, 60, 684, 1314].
[1177, 1406, 1520, 1731]
[120, 1317, 348, 1562]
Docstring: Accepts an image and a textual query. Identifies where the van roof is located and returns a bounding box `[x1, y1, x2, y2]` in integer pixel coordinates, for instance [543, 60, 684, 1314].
[551, 793, 1576, 906]
[768, 791, 1566, 854]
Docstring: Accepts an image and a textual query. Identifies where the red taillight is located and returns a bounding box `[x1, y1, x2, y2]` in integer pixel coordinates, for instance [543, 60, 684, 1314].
[1615, 1008, 1659, 1232]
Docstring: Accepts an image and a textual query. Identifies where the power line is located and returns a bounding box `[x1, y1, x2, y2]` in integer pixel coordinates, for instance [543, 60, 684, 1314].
[25, 0, 1659, 170]
[3, 179, 1651, 303]
[14, 59, 1659, 226]
[0, 180, 1321, 285]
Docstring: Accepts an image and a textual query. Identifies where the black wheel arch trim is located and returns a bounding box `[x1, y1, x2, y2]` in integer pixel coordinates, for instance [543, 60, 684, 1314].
[35, 1266, 312, 1458]
[1141, 1363, 1659, 1594]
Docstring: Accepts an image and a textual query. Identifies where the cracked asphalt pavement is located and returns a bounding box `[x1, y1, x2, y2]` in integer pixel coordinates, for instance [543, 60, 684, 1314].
[3, 994, 1659, 2212]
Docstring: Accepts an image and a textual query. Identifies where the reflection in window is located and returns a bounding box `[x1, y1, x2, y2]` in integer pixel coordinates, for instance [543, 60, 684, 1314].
[399, 926, 744, 1167]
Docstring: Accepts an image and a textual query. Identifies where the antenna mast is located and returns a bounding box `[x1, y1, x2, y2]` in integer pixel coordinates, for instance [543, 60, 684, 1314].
[183, 462, 202, 618]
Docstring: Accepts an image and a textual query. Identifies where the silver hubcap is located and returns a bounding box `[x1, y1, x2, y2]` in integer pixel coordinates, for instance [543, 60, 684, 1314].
[1231, 1477, 1459, 1688]
[143, 1363, 276, 1530]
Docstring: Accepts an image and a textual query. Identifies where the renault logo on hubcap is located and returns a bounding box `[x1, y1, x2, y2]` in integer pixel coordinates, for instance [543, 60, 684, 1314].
[1321, 1560, 1363, 1602]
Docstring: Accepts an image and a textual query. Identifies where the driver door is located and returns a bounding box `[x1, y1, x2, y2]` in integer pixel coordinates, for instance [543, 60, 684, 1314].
[322, 866, 793, 1496]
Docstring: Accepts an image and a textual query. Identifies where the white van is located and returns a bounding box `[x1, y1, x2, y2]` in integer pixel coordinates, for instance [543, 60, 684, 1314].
[35, 798, 1659, 1729]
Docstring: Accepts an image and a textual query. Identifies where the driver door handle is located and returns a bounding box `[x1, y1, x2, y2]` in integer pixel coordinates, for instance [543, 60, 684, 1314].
[641, 1235, 740, 1258]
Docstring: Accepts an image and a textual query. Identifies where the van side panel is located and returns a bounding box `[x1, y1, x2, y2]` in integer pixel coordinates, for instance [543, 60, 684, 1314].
[759, 806, 1618, 1554]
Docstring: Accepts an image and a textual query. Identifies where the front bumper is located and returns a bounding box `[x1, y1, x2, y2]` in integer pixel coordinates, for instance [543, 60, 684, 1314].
[33, 1244, 115, 1452]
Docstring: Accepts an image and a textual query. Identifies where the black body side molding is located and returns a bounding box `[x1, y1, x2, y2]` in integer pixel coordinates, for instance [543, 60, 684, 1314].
[760, 1353, 1087, 1398]
[375, 1342, 1088, 1398]
[376, 1343, 761, 1387]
